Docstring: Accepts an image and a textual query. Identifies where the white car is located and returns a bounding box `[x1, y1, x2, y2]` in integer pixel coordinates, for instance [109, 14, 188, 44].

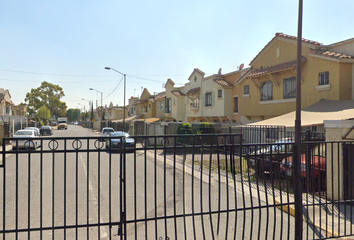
[12, 130, 40, 150]
[24, 127, 40, 136]
[24, 127, 42, 146]
[100, 127, 115, 141]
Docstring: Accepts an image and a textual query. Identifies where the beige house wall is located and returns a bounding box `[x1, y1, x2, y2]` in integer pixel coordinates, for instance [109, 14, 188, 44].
[238, 37, 354, 123]
[184, 70, 204, 121]
[164, 80, 175, 121]
[155, 100, 165, 119]
[224, 70, 247, 123]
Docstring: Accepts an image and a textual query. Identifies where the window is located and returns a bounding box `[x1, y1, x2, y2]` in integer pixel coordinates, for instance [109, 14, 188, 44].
[261, 81, 273, 101]
[144, 106, 147, 113]
[244, 85, 249, 95]
[159, 101, 165, 111]
[283, 77, 296, 99]
[233, 97, 238, 113]
[191, 98, 199, 108]
[149, 104, 151, 109]
[319, 71, 329, 85]
[165, 98, 172, 113]
[218, 89, 222, 98]
[120, 113, 123, 118]
[173, 99, 176, 105]
[205, 92, 213, 107]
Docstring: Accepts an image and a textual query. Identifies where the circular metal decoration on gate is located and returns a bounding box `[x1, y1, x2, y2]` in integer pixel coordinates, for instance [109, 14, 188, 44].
[48, 139, 59, 151]
[221, 136, 229, 145]
[72, 139, 83, 150]
[161, 138, 169, 147]
[94, 139, 105, 150]
[24, 140, 35, 150]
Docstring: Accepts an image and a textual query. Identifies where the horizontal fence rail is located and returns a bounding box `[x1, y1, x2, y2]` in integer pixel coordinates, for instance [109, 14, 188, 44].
[1, 134, 354, 239]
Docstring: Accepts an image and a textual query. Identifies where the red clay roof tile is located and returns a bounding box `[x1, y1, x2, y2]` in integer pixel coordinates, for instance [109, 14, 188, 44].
[250, 33, 321, 66]
[246, 57, 307, 79]
[213, 79, 234, 87]
[186, 87, 200, 95]
[310, 49, 354, 59]
[171, 90, 185, 97]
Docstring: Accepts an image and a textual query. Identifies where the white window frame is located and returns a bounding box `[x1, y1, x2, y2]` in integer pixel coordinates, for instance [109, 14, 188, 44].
[283, 77, 296, 99]
[261, 81, 273, 101]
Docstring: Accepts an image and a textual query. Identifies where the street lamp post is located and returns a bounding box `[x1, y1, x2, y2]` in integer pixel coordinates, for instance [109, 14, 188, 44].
[105, 67, 126, 130]
[89, 88, 103, 130]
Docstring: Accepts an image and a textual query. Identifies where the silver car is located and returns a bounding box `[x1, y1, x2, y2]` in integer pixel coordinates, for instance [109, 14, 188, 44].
[12, 130, 40, 150]
[106, 131, 135, 152]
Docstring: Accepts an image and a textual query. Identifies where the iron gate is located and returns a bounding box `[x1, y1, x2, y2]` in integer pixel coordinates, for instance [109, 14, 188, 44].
[2, 134, 354, 239]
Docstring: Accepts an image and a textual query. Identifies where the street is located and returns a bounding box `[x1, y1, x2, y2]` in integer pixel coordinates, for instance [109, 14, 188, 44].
[0, 125, 317, 239]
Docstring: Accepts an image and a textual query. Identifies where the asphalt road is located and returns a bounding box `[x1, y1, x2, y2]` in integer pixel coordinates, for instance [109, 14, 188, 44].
[0, 125, 318, 239]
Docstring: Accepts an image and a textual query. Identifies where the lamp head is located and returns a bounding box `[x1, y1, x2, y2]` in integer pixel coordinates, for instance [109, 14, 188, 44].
[89, 88, 93, 90]
[105, 67, 111, 70]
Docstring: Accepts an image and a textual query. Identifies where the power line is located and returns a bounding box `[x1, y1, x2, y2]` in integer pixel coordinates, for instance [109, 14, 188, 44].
[0, 69, 116, 77]
[104, 77, 124, 99]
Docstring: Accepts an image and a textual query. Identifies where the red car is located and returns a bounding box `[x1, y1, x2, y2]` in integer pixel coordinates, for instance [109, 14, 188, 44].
[280, 143, 326, 189]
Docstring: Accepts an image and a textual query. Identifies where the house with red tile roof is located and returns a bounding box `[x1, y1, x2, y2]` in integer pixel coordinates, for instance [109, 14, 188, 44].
[103, 102, 127, 121]
[183, 68, 237, 122]
[132, 88, 157, 120]
[236, 32, 354, 124]
[163, 79, 185, 122]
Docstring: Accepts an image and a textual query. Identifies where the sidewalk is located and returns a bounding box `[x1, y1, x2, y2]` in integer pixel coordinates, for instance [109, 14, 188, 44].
[144, 148, 354, 239]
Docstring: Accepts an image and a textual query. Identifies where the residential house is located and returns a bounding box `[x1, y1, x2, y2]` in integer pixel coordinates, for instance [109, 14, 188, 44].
[184, 68, 234, 122]
[164, 79, 185, 122]
[0, 89, 15, 116]
[237, 33, 354, 124]
[12, 104, 27, 117]
[222, 67, 250, 123]
[128, 96, 139, 117]
[104, 102, 127, 121]
[154, 92, 166, 119]
[133, 88, 158, 120]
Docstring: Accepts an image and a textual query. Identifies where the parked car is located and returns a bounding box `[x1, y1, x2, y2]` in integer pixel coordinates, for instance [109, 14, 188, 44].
[24, 127, 40, 136]
[280, 143, 326, 190]
[40, 126, 53, 136]
[12, 129, 40, 150]
[247, 139, 293, 175]
[24, 127, 41, 147]
[100, 127, 115, 141]
[106, 131, 135, 152]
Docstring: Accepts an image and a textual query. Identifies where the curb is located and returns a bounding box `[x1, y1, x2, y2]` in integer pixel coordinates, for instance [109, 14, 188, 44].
[274, 197, 340, 238]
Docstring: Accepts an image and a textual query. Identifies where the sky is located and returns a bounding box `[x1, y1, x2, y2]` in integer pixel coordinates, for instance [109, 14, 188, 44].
[1, 0, 353, 112]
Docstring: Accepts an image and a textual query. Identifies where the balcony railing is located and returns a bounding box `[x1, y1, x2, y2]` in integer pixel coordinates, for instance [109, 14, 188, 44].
[190, 103, 199, 109]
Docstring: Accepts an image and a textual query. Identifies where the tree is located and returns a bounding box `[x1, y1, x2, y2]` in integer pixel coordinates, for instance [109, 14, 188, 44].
[37, 106, 52, 121]
[66, 108, 80, 122]
[25, 81, 67, 118]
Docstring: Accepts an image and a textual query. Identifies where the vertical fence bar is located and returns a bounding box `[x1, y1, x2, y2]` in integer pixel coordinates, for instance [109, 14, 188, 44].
[15, 146, 19, 240]
[173, 136, 178, 240]
[208, 136, 215, 240]
[52, 141, 56, 240]
[198, 135, 206, 239]
[2, 140, 5, 240]
[27, 151, 31, 240]
[86, 139, 90, 239]
[97, 145, 101, 240]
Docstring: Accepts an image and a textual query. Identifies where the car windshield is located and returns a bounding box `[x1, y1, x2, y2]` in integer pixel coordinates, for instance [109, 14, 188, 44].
[41, 126, 50, 129]
[15, 131, 33, 136]
[258, 140, 293, 153]
[110, 132, 129, 137]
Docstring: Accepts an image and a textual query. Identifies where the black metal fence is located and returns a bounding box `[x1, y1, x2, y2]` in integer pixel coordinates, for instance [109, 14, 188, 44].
[1, 134, 354, 239]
